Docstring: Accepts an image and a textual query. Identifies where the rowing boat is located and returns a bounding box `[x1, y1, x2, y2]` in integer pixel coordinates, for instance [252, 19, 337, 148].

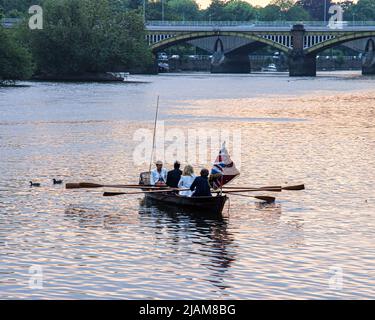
[139, 171, 227, 216]
[143, 191, 228, 216]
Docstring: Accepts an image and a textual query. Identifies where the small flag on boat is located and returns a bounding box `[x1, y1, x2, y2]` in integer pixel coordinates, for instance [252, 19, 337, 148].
[210, 143, 240, 190]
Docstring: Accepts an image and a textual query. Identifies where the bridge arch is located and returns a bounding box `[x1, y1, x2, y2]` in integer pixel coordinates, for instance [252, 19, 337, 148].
[150, 31, 291, 54]
[305, 31, 375, 55]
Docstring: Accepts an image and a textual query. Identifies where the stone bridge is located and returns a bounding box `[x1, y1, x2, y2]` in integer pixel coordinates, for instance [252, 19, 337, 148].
[146, 21, 375, 76]
[3, 18, 375, 76]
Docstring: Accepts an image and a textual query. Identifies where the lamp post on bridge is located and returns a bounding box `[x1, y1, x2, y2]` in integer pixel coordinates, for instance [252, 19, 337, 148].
[143, 0, 146, 23]
[324, 0, 327, 24]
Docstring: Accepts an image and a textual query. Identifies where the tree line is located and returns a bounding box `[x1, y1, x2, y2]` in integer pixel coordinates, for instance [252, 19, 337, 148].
[141, 0, 374, 22]
[2, 1, 375, 22]
[0, 0, 152, 84]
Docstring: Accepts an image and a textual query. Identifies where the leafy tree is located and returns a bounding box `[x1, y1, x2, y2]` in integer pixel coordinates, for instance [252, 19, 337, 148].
[224, 0, 257, 21]
[168, 0, 200, 21]
[204, 0, 227, 21]
[24, 0, 152, 75]
[296, 0, 332, 21]
[286, 4, 310, 21]
[265, 0, 310, 21]
[0, 0, 41, 14]
[271, 0, 294, 12]
[349, 0, 375, 21]
[261, 4, 283, 21]
[0, 26, 34, 84]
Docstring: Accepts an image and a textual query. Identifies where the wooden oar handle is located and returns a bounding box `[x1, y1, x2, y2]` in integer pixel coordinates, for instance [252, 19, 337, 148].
[103, 188, 191, 197]
[66, 183, 81, 189]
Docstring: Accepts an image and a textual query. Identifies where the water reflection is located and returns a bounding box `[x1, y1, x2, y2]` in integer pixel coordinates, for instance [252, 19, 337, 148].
[138, 199, 236, 292]
[1, 74, 375, 298]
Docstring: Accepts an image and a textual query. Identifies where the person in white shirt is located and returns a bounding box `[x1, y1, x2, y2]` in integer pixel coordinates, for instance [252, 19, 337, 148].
[150, 160, 168, 186]
[178, 165, 196, 197]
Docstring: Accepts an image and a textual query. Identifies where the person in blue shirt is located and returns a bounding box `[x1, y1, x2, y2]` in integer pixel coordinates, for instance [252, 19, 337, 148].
[150, 160, 168, 186]
[190, 168, 212, 197]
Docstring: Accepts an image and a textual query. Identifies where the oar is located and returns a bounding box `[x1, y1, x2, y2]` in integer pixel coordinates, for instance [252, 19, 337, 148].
[66, 182, 162, 190]
[281, 184, 305, 191]
[223, 184, 305, 191]
[103, 188, 191, 197]
[226, 192, 276, 203]
[226, 187, 282, 193]
[104, 186, 282, 197]
[215, 188, 282, 193]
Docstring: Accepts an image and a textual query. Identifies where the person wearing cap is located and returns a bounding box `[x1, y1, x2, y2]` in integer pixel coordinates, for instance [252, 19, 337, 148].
[190, 168, 212, 197]
[150, 160, 168, 186]
[166, 161, 182, 188]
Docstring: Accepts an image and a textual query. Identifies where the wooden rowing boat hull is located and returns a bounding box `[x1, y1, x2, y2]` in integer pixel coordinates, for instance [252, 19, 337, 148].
[144, 192, 227, 216]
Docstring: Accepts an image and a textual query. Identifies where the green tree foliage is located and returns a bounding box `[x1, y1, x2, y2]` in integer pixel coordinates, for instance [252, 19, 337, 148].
[261, 1, 310, 21]
[348, 0, 375, 21]
[260, 4, 283, 21]
[224, 1, 257, 21]
[0, 0, 41, 16]
[285, 4, 310, 21]
[271, 0, 295, 12]
[24, 0, 152, 75]
[168, 0, 200, 21]
[0, 26, 34, 84]
[296, 0, 332, 21]
[204, 0, 226, 21]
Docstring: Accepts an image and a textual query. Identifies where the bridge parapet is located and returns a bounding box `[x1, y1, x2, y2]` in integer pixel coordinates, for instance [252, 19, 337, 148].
[147, 20, 375, 31]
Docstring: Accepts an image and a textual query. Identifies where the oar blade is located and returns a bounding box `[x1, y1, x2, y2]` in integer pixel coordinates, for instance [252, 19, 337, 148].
[282, 184, 305, 191]
[103, 192, 126, 197]
[254, 195, 276, 203]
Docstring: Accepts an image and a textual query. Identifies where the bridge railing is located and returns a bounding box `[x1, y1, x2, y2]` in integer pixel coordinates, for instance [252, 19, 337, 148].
[146, 20, 375, 28]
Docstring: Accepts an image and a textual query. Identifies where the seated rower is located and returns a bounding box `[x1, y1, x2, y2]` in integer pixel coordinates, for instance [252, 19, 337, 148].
[178, 165, 196, 197]
[166, 161, 182, 188]
[150, 160, 167, 186]
[190, 168, 212, 197]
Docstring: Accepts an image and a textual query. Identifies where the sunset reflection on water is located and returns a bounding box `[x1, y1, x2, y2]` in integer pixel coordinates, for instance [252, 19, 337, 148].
[0, 72, 374, 299]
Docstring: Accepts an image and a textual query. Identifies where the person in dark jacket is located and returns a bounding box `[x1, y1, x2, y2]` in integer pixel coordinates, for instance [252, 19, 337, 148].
[166, 161, 182, 188]
[190, 168, 212, 197]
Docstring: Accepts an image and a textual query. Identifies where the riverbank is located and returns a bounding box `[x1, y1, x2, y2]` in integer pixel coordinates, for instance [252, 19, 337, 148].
[31, 72, 127, 82]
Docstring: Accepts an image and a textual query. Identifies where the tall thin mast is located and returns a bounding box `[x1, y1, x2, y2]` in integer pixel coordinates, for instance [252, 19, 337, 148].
[149, 95, 160, 172]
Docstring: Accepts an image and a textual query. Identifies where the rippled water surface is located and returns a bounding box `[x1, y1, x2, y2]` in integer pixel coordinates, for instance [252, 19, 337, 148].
[0, 72, 374, 299]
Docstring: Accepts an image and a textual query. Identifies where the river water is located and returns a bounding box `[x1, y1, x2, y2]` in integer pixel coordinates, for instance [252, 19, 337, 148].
[0, 72, 374, 299]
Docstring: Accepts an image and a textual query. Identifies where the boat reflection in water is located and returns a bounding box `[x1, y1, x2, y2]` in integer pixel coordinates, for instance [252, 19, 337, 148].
[138, 198, 236, 292]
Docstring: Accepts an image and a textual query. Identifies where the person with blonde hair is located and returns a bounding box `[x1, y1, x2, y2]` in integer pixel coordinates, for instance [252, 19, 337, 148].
[178, 165, 196, 197]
